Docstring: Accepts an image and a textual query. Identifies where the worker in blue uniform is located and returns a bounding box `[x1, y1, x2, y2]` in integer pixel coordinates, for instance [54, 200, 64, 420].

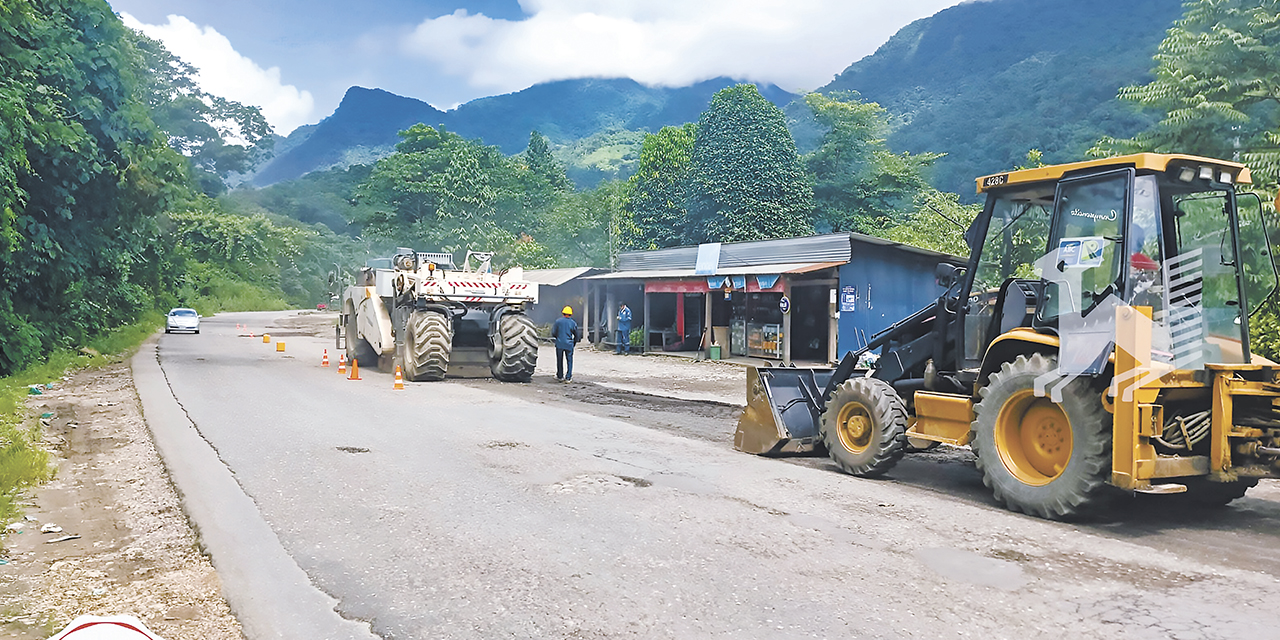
[552, 306, 580, 382]
[616, 302, 632, 355]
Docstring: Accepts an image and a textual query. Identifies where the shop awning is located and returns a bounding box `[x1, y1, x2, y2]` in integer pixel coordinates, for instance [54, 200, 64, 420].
[584, 261, 843, 281]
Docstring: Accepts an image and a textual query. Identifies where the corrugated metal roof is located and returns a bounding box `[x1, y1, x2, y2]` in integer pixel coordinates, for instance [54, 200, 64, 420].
[618, 246, 700, 271]
[521, 267, 601, 287]
[847, 231, 965, 262]
[614, 232, 962, 273]
[585, 262, 840, 280]
[618, 233, 851, 271]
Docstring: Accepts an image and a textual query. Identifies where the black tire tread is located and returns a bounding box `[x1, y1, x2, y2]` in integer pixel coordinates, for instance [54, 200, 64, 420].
[491, 313, 538, 382]
[971, 353, 1111, 520]
[405, 310, 450, 382]
[819, 377, 907, 477]
[346, 313, 378, 368]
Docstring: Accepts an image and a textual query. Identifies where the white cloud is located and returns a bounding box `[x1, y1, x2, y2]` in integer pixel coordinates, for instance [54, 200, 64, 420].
[400, 0, 960, 98]
[121, 13, 315, 136]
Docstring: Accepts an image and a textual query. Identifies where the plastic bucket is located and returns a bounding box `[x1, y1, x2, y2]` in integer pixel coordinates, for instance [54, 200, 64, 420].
[708, 344, 722, 360]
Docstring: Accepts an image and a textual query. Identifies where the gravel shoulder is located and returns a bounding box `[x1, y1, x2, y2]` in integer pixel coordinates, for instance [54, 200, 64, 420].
[0, 359, 243, 639]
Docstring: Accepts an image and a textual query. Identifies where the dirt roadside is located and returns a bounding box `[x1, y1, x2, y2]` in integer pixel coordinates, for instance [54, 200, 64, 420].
[0, 359, 243, 639]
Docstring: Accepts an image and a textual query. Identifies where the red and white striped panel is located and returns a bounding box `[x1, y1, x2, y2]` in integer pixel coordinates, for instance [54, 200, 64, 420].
[446, 281, 501, 289]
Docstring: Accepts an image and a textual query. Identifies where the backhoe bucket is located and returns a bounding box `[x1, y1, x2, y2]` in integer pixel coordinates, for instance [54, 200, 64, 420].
[734, 365, 835, 455]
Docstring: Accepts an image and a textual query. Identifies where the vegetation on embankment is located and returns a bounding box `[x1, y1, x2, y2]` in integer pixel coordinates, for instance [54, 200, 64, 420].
[0, 311, 165, 529]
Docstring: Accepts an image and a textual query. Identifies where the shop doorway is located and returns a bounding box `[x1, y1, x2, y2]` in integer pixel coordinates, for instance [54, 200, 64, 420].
[789, 285, 830, 362]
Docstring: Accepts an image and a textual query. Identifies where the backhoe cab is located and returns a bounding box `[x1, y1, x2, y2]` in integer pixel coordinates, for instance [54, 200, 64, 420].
[736, 153, 1280, 519]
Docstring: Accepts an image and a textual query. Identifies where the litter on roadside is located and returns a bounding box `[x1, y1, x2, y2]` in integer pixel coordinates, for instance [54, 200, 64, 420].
[5, 522, 24, 533]
[45, 534, 80, 544]
[41, 412, 55, 418]
[41, 523, 63, 533]
[27, 386, 42, 395]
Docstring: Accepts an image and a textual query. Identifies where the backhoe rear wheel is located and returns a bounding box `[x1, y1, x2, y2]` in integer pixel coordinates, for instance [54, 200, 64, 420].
[820, 377, 907, 477]
[489, 313, 537, 382]
[401, 310, 451, 382]
[972, 353, 1111, 520]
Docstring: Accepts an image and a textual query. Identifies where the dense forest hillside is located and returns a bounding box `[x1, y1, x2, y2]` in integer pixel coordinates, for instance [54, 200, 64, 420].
[254, 0, 1183, 195]
[253, 79, 797, 186]
[822, 0, 1185, 197]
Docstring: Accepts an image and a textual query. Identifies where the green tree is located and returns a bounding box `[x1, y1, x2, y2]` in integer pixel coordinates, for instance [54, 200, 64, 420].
[1091, 0, 1280, 187]
[803, 92, 940, 234]
[687, 85, 813, 243]
[356, 124, 539, 264]
[0, 0, 193, 370]
[522, 130, 572, 200]
[130, 31, 274, 195]
[882, 190, 981, 257]
[539, 180, 627, 266]
[1090, 0, 1280, 360]
[623, 124, 696, 249]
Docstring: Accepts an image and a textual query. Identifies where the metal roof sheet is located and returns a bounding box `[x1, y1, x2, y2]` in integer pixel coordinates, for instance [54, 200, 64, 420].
[615, 232, 960, 273]
[521, 267, 600, 286]
[618, 233, 851, 271]
[585, 262, 841, 280]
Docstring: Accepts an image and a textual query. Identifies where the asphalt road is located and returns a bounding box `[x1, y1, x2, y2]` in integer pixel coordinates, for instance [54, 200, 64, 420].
[140, 310, 1280, 640]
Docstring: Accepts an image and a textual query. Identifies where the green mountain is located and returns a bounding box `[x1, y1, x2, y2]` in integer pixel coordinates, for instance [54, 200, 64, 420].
[253, 0, 1185, 200]
[252, 79, 797, 186]
[821, 0, 1185, 198]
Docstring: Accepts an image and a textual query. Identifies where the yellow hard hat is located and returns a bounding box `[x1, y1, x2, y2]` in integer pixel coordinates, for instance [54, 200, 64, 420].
[562, 306, 573, 315]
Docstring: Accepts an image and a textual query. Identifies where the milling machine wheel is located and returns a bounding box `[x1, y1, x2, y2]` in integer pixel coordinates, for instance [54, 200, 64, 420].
[971, 353, 1111, 520]
[345, 313, 378, 370]
[819, 377, 907, 477]
[401, 310, 451, 382]
[489, 313, 538, 382]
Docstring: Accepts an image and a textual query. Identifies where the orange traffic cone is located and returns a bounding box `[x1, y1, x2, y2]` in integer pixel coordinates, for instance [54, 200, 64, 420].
[393, 365, 405, 390]
[337, 353, 346, 374]
[321, 349, 330, 367]
[348, 358, 361, 380]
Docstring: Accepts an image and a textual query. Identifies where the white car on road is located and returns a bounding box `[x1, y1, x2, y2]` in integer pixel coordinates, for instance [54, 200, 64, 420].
[165, 308, 201, 334]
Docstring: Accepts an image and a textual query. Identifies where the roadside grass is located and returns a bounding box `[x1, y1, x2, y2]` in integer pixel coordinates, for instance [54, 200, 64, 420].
[0, 310, 166, 531]
[181, 273, 292, 316]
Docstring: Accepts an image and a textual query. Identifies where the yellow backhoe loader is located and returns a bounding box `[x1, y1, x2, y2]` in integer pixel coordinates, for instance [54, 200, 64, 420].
[736, 153, 1280, 519]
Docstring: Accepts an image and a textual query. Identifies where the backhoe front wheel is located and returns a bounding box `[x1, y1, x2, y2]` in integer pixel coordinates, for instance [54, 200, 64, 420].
[820, 377, 907, 477]
[972, 353, 1111, 520]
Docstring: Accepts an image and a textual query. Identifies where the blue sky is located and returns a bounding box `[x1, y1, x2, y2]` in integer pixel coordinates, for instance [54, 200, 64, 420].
[107, 0, 964, 135]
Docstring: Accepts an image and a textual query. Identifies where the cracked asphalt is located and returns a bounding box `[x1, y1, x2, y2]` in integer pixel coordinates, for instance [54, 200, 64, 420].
[139, 310, 1280, 640]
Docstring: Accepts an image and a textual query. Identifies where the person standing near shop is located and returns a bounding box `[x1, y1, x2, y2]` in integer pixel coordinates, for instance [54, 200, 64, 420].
[616, 302, 632, 355]
[552, 306, 580, 382]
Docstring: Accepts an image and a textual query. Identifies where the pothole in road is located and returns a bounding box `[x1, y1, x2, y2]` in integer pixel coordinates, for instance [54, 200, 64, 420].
[546, 473, 652, 494]
[336, 446, 370, 454]
[483, 441, 527, 449]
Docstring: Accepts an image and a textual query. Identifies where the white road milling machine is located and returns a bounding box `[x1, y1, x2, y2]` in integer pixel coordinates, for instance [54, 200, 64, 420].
[339, 249, 539, 382]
